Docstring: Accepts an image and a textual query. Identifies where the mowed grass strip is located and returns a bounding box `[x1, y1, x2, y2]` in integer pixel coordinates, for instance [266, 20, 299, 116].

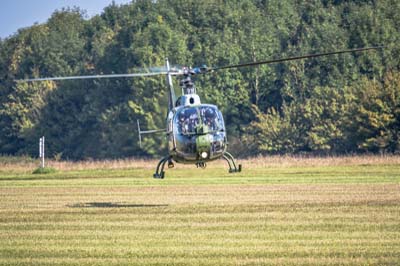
[0, 158, 399, 265]
[1, 164, 399, 188]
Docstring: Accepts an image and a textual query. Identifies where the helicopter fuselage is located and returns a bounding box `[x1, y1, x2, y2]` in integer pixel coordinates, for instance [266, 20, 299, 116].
[167, 103, 227, 164]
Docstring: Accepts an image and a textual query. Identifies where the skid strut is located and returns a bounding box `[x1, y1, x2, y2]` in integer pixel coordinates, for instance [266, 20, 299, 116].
[153, 155, 173, 179]
[222, 151, 242, 173]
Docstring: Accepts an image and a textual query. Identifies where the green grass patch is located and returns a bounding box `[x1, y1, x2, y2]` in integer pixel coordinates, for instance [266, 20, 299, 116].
[32, 167, 57, 175]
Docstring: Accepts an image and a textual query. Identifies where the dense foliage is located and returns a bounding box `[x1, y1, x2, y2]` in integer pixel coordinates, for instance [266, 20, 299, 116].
[0, 0, 399, 159]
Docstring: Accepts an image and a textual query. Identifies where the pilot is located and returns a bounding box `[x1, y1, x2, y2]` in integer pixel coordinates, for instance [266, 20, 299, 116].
[205, 108, 217, 130]
[189, 112, 198, 132]
[178, 111, 188, 133]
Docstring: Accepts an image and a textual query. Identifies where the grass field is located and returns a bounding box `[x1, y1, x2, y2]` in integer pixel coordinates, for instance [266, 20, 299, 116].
[0, 156, 399, 265]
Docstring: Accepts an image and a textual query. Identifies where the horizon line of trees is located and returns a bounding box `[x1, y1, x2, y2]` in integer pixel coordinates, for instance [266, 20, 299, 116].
[0, 0, 399, 160]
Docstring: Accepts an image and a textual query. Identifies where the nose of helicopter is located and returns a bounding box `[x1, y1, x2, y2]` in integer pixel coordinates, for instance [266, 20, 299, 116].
[196, 134, 212, 160]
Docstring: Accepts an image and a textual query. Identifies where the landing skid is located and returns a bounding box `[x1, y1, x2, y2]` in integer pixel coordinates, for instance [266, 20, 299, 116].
[154, 152, 241, 179]
[222, 151, 242, 173]
[153, 155, 173, 179]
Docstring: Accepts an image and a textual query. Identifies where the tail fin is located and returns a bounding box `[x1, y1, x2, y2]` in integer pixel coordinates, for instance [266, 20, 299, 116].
[166, 58, 176, 111]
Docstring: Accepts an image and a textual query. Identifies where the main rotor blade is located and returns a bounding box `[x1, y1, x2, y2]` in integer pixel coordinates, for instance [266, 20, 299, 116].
[16, 72, 170, 82]
[210, 46, 384, 71]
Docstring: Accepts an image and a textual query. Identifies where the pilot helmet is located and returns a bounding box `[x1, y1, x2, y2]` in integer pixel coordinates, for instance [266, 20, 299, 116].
[179, 111, 186, 121]
[205, 108, 216, 119]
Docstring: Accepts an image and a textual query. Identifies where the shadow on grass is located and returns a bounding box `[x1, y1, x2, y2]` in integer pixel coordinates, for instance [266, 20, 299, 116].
[68, 202, 169, 208]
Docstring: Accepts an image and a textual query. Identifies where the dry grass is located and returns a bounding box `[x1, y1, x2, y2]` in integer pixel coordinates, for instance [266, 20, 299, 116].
[245, 154, 400, 167]
[1, 154, 400, 173]
[0, 157, 399, 265]
[1, 182, 399, 265]
[0, 157, 154, 173]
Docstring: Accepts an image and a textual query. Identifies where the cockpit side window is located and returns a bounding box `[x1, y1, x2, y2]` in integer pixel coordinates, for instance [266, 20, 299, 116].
[217, 110, 225, 131]
[201, 106, 223, 131]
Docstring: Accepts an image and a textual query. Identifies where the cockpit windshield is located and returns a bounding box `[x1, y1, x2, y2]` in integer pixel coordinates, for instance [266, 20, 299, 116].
[175, 105, 224, 135]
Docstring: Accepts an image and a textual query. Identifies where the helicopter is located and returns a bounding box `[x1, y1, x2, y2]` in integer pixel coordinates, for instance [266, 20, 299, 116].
[19, 46, 383, 178]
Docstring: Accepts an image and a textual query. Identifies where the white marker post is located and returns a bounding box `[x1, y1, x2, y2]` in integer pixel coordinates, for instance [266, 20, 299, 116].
[39, 136, 45, 168]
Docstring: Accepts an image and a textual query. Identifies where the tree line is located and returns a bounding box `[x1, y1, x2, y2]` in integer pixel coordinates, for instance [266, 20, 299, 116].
[0, 0, 399, 159]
